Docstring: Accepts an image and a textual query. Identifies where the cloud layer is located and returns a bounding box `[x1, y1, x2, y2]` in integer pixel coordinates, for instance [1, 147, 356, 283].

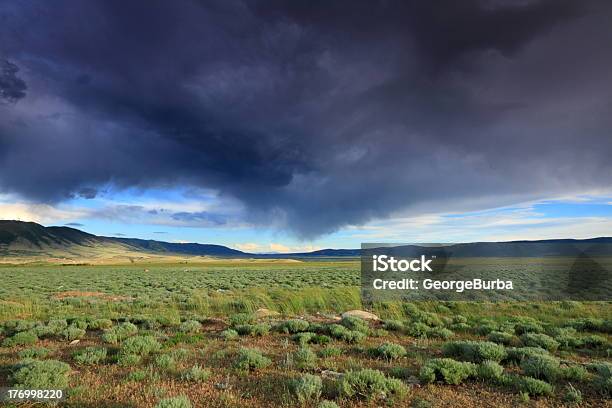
[1, 0, 611, 238]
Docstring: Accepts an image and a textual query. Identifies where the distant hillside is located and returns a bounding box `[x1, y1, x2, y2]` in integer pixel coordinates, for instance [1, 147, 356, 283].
[0, 220, 244, 260]
[2, 220, 612, 262]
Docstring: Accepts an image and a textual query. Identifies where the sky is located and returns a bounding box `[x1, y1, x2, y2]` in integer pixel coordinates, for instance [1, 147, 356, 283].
[1, 1, 612, 252]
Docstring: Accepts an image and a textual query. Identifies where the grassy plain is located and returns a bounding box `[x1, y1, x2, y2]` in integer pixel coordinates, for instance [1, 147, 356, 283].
[0, 259, 610, 407]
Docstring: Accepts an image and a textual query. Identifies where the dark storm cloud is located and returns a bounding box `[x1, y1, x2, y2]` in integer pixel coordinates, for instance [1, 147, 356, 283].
[0, 0, 611, 238]
[0, 60, 26, 103]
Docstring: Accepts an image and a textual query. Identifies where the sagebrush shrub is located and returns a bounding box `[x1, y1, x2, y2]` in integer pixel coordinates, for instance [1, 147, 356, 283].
[178, 320, 201, 334]
[117, 353, 141, 367]
[220, 328, 239, 340]
[2, 331, 38, 347]
[505, 347, 550, 365]
[488, 331, 514, 345]
[419, 358, 476, 385]
[563, 384, 582, 403]
[477, 360, 504, 382]
[340, 316, 369, 334]
[520, 354, 560, 382]
[229, 313, 255, 327]
[276, 319, 310, 334]
[89, 319, 113, 330]
[155, 395, 192, 408]
[442, 340, 506, 363]
[62, 326, 86, 341]
[234, 348, 272, 371]
[291, 374, 322, 404]
[328, 324, 365, 343]
[102, 322, 137, 343]
[18, 347, 50, 359]
[521, 333, 559, 352]
[518, 377, 553, 396]
[383, 320, 404, 331]
[120, 335, 161, 356]
[405, 322, 430, 338]
[181, 364, 211, 382]
[337, 368, 407, 401]
[319, 347, 342, 358]
[11, 359, 71, 388]
[235, 323, 270, 336]
[562, 364, 588, 382]
[292, 332, 316, 346]
[590, 362, 612, 396]
[73, 347, 107, 365]
[154, 354, 176, 370]
[428, 327, 454, 339]
[292, 347, 318, 370]
[370, 342, 407, 360]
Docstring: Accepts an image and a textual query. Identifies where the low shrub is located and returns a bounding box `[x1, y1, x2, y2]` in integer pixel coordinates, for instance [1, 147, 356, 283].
[563, 384, 582, 404]
[328, 324, 366, 343]
[292, 332, 316, 346]
[220, 329, 239, 340]
[62, 326, 86, 341]
[419, 358, 476, 385]
[117, 353, 141, 367]
[11, 359, 71, 388]
[37, 319, 68, 337]
[311, 334, 331, 345]
[319, 347, 342, 358]
[18, 347, 50, 359]
[317, 401, 339, 408]
[517, 377, 553, 396]
[590, 362, 612, 396]
[566, 318, 605, 332]
[505, 347, 549, 365]
[155, 395, 192, 408]
[181, 365, 211, 382]
[520, 354, 560, 382]
[383, 320, 404, 331]
[73, 347, 107, 365]
[234, 348, 272, 371]
[521, 333, 559, 352]
[562, 365, 588, 382]
[582, 335, 607, 348]
[337, 368, 407, 401]
[2, 331, 38, 347]
[154, 354, 176, 370]
[428, 327, 454, 339]
[229, 313, 255, 327]
[369, 342, 407, 360]
[291, 374, 322, 404]
[442, 340, 506, 363]
[292, 347, 318, 370]
[276, 319, 310, 334]
[120, 335, 161, 356]
[102, 322, 138, 344]
[178, 320, 201, 334]
[477, 360, 504, 382]
[405, 322, 430, 338]
[340, 316, 369, 334]
[514, 321, 544, 335]
[89, 319, 113, 330]
[235, 323, 270, 336]
[488, 331, 514, 345]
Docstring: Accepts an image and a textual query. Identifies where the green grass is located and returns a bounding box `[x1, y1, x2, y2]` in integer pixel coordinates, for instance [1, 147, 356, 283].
[0, 259, 609, 407]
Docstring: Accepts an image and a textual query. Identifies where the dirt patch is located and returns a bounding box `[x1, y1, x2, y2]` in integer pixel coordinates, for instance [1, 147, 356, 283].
[51, 291, 132, 302]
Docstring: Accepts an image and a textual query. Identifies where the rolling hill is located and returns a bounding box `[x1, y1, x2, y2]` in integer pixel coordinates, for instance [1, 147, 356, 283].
[2, 220, 612, 263]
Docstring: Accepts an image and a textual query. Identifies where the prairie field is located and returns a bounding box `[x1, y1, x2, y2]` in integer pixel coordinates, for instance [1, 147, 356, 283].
[0, 260, 610, 407]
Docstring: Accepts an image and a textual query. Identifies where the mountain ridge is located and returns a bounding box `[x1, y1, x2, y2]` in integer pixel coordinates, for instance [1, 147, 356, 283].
[2, 220, 612, 260]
